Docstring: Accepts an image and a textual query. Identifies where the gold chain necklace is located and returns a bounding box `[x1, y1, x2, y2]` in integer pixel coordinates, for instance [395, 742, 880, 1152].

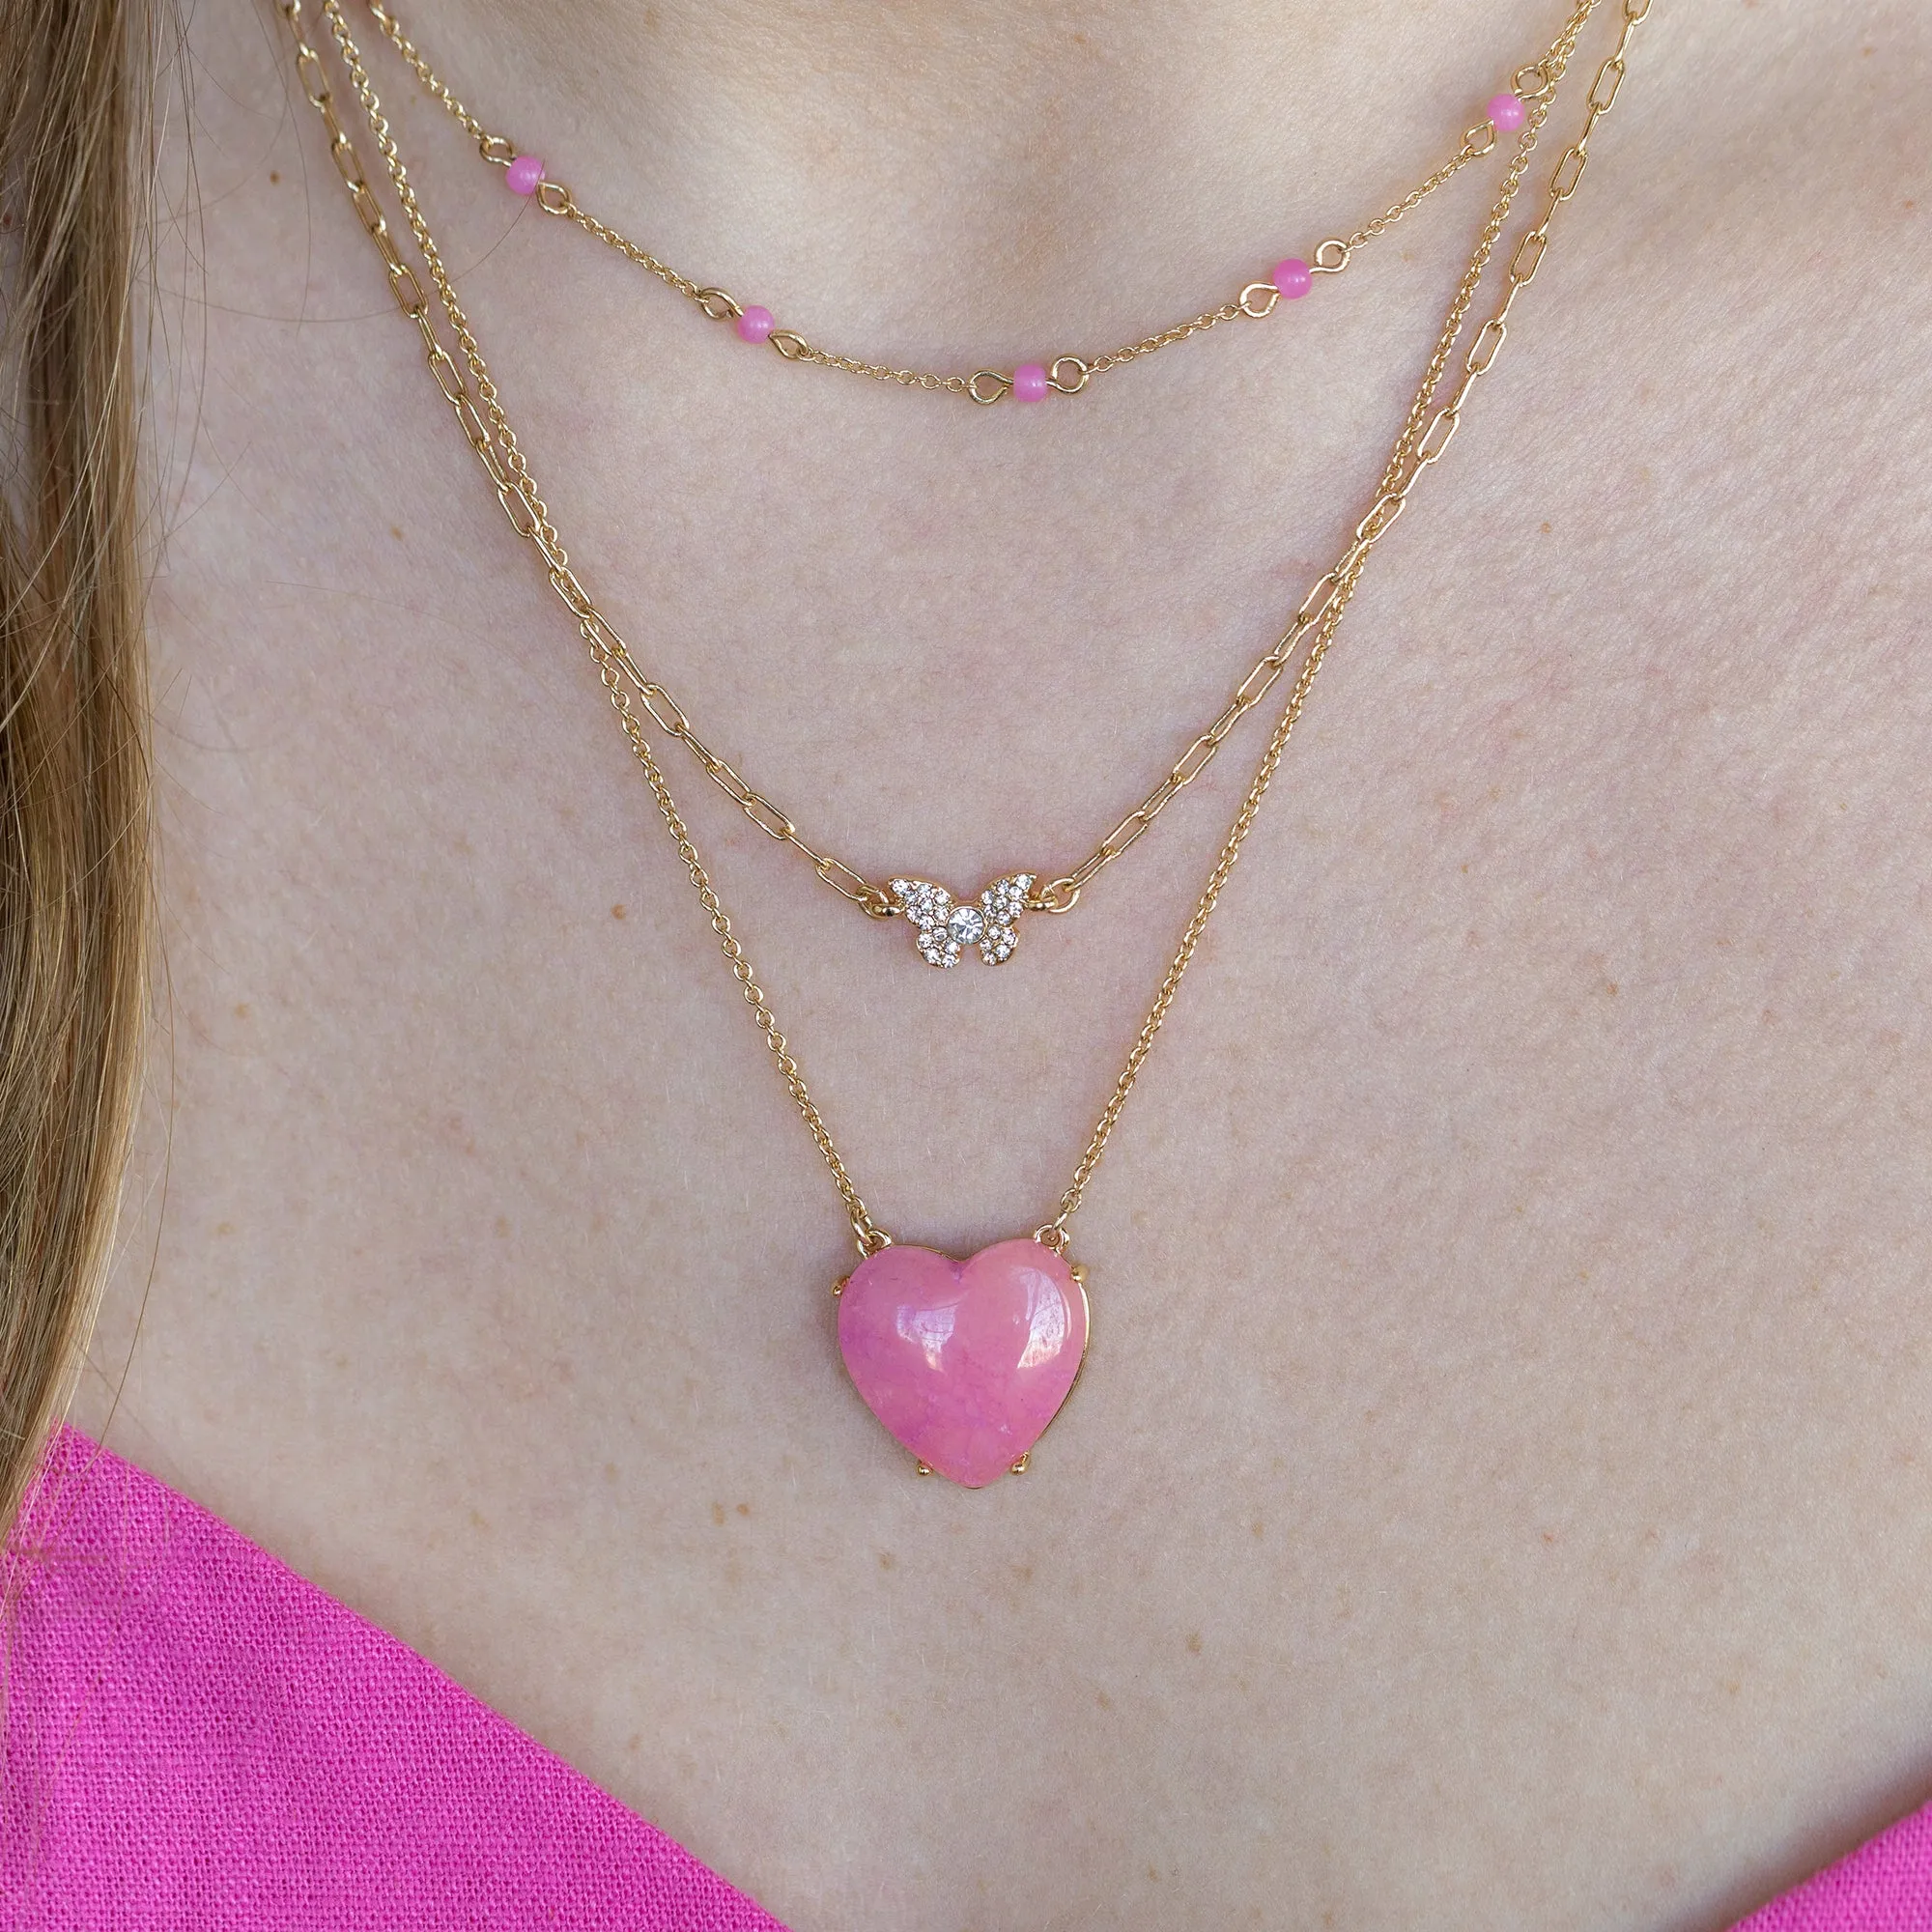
[365, 0, 1577, 408]
[280, 0, 1650, 1484]
[288, 5, 1620, 970]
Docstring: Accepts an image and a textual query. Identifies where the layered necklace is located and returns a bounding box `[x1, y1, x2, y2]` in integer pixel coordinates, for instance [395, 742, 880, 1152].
[280, 0, 1650, 1486]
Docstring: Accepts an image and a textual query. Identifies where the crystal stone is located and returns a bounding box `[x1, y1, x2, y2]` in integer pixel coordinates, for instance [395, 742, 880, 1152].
[892, 872, 1035, 967]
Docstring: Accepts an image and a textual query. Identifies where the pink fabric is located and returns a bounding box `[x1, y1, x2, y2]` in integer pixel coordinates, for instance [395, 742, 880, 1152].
[0, 1426, 787, 1929]
[3, 1422, 1928, 1927]
[1730, 1803, 1932, 1931]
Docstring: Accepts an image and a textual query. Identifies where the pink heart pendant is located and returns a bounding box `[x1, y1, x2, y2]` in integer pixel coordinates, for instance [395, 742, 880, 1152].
[837, 1237, 1089, 1488]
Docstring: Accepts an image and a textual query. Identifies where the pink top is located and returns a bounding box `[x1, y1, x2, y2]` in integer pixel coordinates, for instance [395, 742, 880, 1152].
[2, 1425, 1925, 1928]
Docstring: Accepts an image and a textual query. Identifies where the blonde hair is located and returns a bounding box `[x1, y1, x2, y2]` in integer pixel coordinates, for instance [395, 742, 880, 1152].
[0, 0, 153, 1532]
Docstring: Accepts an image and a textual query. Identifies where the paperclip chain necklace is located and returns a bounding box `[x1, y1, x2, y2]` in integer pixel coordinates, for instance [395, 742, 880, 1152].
[315, 4, 1616, 970]
[281, 0, 1648, 1484]
[365, 0, 1578, 409]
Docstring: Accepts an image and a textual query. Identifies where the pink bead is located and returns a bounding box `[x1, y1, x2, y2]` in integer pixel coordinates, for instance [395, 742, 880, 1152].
[838, 1239, 1089, 1487]
[1012, 363, 1049, 403]
[504, 154, 544, 196]
[1488, 92, 1526, 132]
[1272, 257, 1312, 300]
[736, 304, 776, 344]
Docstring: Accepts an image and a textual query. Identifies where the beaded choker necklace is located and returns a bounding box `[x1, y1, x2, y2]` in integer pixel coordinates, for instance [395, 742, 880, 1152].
[369, 0, 1554, 407]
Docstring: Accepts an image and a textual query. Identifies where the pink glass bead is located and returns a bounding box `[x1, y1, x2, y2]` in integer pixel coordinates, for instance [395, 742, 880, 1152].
[736, 304, 776, 344]
[504, 154, 544, 196]
[1488, 92, 1526, 132]
[1273, 258, 1312, 300]
[838, 1238, 1089, 1487]
[1012, 363, 1050, 403]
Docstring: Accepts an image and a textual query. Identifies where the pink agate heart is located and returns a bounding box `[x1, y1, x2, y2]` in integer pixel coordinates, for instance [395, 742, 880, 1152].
[837, 1237, 1088, 1488]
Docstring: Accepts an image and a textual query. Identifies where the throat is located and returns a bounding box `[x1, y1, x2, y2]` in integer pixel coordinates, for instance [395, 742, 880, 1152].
[410, 0, 1571, 341]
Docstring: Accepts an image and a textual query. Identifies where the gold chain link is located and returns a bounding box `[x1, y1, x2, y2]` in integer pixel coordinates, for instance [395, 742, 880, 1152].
[281, 0, 1645, 1256]
[336, 0, 1621, 931]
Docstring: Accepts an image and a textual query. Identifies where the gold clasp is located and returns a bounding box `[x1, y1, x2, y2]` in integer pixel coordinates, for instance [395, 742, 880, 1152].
[1513, 60, 1558, 101]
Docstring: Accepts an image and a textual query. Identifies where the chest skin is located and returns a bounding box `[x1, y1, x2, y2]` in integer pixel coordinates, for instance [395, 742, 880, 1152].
[75, 3, 1932, 1927]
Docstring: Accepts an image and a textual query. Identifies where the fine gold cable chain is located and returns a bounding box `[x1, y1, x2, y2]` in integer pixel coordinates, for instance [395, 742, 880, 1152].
[363, 0, 1581, 406]
[282, 0, 1647, 1256]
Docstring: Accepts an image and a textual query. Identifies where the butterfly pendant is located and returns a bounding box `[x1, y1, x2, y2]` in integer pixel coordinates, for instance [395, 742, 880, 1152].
[888, 874, 1036, 968]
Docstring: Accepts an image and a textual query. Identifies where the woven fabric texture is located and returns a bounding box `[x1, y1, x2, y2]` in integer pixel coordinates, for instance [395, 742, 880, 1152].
[1730, 1802, 1932, 1932]
[1, 1426, 787, 1929]
[3, 1423, 1928, 1927]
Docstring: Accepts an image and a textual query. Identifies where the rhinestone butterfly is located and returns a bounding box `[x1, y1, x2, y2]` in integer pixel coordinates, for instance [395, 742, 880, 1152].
[887, 874, 1036, 968]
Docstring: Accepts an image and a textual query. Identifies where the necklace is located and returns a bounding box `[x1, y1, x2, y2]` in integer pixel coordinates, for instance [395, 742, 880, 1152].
[304, 6, 1607, 967]
[366, 0, 1571, 410]
[281, 0, 1649, 1485]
